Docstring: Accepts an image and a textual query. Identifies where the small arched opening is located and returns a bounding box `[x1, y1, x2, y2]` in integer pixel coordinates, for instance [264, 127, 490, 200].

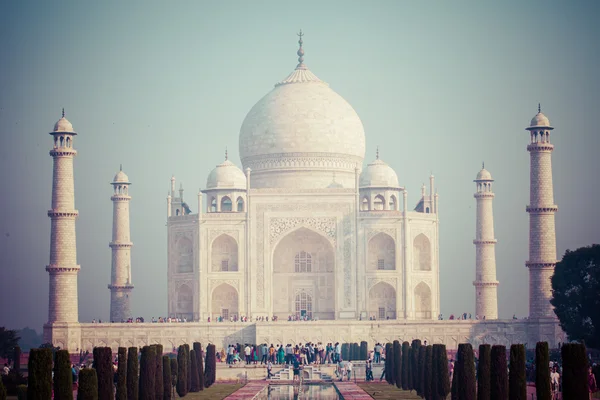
[236, 197, 244, 212]
[361, 197, 370, 211]
[221, 196, 232, 212]
[374, 195, 385, 211]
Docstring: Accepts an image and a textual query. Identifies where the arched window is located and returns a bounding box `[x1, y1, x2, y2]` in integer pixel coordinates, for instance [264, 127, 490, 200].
[294, 251, 312, 272]
[236, 197, 244, 212]
[210, 198, 217, 212]
[221, 196, 232, 212]
[295, 291, 312, 320]
[59, 136, 64, 147]
[361, 197, 370, 211]
[374, 195, 385, 211]
[66, 137, 71, 147]
[389, 195, 397, 211]
[176, 209, 180, 216]
[426, 207, 430, 213]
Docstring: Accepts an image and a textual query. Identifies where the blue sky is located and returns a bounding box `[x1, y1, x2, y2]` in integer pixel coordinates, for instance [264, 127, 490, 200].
[0, 1, 599, 331]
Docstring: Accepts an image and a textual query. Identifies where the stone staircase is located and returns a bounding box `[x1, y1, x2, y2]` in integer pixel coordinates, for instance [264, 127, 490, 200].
[268, 365, 333, 382]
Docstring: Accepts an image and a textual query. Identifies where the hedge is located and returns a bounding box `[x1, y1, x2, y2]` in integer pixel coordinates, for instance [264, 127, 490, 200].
[53, 349, 74, 400]
[116, 347, 127, 400]
[204, 344, 216, 388]
[176, 345, 188, 397]
[154, 345, 164, 400]
[13, 346, 21, 374]
[27, 348, 53, 400]
[77, 368, 98, 400]
[162, 356, 171, 400]
[477, 344, 491, 400]
[341, 343, 349, 361]
[193, 343, 204, 391]
[17, 385, 27, 400]
[508, 344, 526, 400]
[453, 343, 475, 400]
[435, 344, 450, 400]
[184, 344, 191, 393]
[190, 350, 200, 392]
[127, 347, 139, 400]
[561, 343, 588, 400]
[393, 340, 402, 389]
[0, 377, 6, 400]
[385, 343, 394, 385]
[490, 345, 507, 400]
[169, 358, 177, 392]
[93, 347, 113, 400]
[535, 342, 551, 400]
[139, 345, 156, 400]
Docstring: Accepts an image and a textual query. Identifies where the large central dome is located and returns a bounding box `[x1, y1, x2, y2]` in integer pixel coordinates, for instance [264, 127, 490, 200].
[239, 34, 366, 189]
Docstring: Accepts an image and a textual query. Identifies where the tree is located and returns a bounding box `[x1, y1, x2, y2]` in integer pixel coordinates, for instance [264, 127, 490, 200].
[27, 348, 52, 400]
[204, 344, 216, 388]
[0, 376, 7, 400]
[430, 345, 439, 400]
[508, 344, 526, 400]
[477, 344, 491, 400]
[424, 345, 433, 400]
[189, 350, 200, 392]
[411, 340, 421, 392]
[53, 350, 74, 400]
[490, 345, 507, 400]
[453, 343, 476, 400]
[169, 359, 177, 396]
[94, 347, 114, 400]
[434, 344, 450, 400]
[162, 356, 171, 400]
[184, 344, 191, 392]
[360, 341, 368, 361]
[116, 347, 127, 400]
[13, 346, 21, 374]
[561, 343, 588, 399]
[176, 345, 187, 397]
[407, 347, 414, 391]
[193, 343, 204, 391]
[551, 244, 600, 348]
[394, 340, 402, 389]
[417, 345, 426, 398]
[401, 341, 410, 390]
[0, 328, 20, 362]
[341, 343, 349, 361]
[77, 368, 99, 400]
[154, 345, 163, 400]
[127, 347, 139, 400]
[139, 346, 156, 400]
[535, 342, 551, 400]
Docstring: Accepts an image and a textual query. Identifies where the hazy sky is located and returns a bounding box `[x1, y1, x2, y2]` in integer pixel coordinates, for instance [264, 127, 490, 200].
[1, 1, 599, 332]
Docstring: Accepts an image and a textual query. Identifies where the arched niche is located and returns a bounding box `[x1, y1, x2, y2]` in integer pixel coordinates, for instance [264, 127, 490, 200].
[176, 284, 193, 317]
[414, 282, 432, 320]
[221, 196, 232, 212]
[368, 281, 396, 320]
[176, 237, 193, 273]
[211, 234, 238, 272]
[374, 194, 385, 211]
[368, 232, 396, 271]
[413, 233, 431, 271]
[211, 283, 238, 320]
[236, 197, 244, 212]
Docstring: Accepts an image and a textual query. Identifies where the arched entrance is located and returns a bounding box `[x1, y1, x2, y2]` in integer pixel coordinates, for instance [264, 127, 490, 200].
[176, 284, 193, 319]
[368, 232, 396, 271]
[414, 282, 432, 320]
[211, 283, 238, 320]
[211, 234, 238, 271]
[413, 234, 431, 271]
[272, 227, 335, 320]
[368, 282, 396, 320]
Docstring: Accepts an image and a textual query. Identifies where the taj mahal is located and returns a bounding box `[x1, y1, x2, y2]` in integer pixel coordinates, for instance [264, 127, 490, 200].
[43, 33, 565, 352]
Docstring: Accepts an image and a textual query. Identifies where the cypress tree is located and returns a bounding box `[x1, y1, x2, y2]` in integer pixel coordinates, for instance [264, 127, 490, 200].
[154, 345, 163, 400]
[394, 340, 402, 389]
[0, 376, 7, 400]
[77, 368, 98, 400]
[184, 344, 191, 393]
[162, 356, 171, 400]
[402, 341, 410, 390]
[341, 343, 349, 361]
[561, 343, 588, 400]
[407, 347, 414, 391]
[169, 359, 177, 395]
[435, 344, 450, 400]
[535, 342, 551, 400]
[13, 346, 21, 374]
[116, 347, 127, 400]
[490, 345, 507, 400]
[139, 345, 156, 400]
[411, 340, 421, 392]
[508, 344, 526, 400]
[194, 343, 204, 390]
[189, 350, 200, 391]
[94, 347, 113, 400]
[424, 345, 433, 400]
[385, 343, 394, 385]
[477, 344, 491, 400]
[360, 341, 368, 360]
[127, 347, 139, 400]
[17, 385, 27, 400]
[204, 344, 216, 388]
[53, 349, 74, 400]
[417, 345, 426, 397]
[176, 345, 187, 397]
[430, 345, 439, 400]
[27, 348, 52, 400]
[456, 343, 476, 400]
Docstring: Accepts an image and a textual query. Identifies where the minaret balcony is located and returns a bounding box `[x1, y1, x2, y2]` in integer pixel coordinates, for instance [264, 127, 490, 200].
[525, 261, 557, 269]
[47, 210, 79, 218]
[525, 205, 558, 213]
[108, 284, 134, 290]
[110, 194, 131, 201]
[474, 192, 495, 199]
[49, 148, 77, 157]
[109, 242, 133, 249]
[473, 239, 497, 245]
[46, 264, 81, 273]
[527, 143, 554, 152]
[472, 280, 499, 287]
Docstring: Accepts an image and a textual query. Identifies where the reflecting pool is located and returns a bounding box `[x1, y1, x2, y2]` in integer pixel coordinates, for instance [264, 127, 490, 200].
[262, 383, 341, 399]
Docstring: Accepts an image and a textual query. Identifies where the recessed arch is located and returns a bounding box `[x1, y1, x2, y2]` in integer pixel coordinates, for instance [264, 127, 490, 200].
[414, 282, 432, 320]
[413, 233, 431, 271]
[211, 283, 238, 320]
[236, 196, 244, 212]
[368, 282, 396, 320]
[176, 284, 193, 318]
[220, 196, 232, 212]
[210, 197, 217, 212]
[368, 232, 396, 271]
[389, 195, 397, 211]
[175, 237, 193, 273]
[361, 196, 370, 211]
[211, 234, 238, 272]
[374, 194, 385, 210]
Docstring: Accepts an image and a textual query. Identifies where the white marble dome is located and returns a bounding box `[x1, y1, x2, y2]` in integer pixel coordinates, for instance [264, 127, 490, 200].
[53, 116, 74, 133]
[360, 158, 400, 188]
[529, 111, 551, 128]
[206, 159, 246, 190]
[113, 169, 130, 184]
[476, 168, 492, 181]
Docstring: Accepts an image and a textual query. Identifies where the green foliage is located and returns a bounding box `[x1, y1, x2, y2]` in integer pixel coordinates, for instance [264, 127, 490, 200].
[411, 340, 421, 393]
[184, 344, 191, 393]
[154, 345, 164, 400]
[417, 345, 425, 397]
[193, 343, 204, 391]
[434, 344, 450, 399]
[360, 341, 368, 361]
[116, 347, 127, 400]
[401, 341, 410, 390]
[407, 347, 414, 391]
[535, 342, 551, 400]
[169, 358, 177, 390]
[53, 349, 74, 400]
[0, 327, 20, 360]
[77, 369, 99, 400]
[162, 356, 171, 400]
[551, 244, 600, 348]
[139, 346, 156, 400]
[13, 346, 21, 374]
[27, 347, 52, 400]
[176, 345, 188, 397]
[203, 344, 216, 388]
[353, 343, 360, 361]
[430, 345, 439, 400]
[16, 385, 27, 400]
[508, 344, 526, 400]
[384, 343, 394, 385]
[454, 343, 476, 400]
[393, 341, 402, 389]
[0, 376, 6, 400]
[424, 345, 433, 400]
[127, 347, 139, 400]
[341, 343, 349, 361]
[93, 347, 114, 400]
[477, 344, 491, 400]
[561, 343, 588, 400]
[490, 345, 507, 400]
[189, 350, 200, 392]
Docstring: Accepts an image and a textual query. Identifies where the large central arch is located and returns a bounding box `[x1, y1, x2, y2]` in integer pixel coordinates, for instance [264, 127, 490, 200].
[272, 227, 335, 320]
[368, 281, 396, 319]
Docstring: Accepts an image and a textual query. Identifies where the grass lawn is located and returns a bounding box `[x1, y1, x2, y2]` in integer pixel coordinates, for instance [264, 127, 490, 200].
[358, 383, 422, 399]
[172, 383, 244, 399]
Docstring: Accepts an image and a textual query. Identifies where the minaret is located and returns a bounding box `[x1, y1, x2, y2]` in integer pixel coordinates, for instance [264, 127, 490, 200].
[108, 165, 134, 322]
[46, 109, 80, 324]
[526, 105, 558, 319]
[473, 163, 499, 319]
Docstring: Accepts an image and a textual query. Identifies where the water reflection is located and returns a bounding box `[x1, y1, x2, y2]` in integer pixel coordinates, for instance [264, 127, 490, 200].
[266, 384, 341, 399]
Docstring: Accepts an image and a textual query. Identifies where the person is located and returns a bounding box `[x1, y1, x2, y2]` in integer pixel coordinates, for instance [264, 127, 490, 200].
[374, 343, 382, 363]
[550, 365, 560, 399]
[2, 363, 9, 375]
[261, 343, 268, 365]
[346, 361, 353, 381]
[365, 360, 373, 381]
[71, 364, 78, 387]
[244, 344, 251, 365]
[267, 360, 273, 379]
[292, 357, 300, 382]
[589, 366, 598, 400]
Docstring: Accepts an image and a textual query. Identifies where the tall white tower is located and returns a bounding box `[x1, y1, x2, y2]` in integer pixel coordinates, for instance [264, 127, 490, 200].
[46, 110, 80, 325]
[473, 164, 499, 319]
[109, 166, 134, 322]
[526, 105, 558, 319]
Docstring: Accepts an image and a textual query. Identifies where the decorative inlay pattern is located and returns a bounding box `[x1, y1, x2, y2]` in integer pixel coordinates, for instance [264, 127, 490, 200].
[208, 230, 239, 243]
[367, 278, 396, 290]
[210, 279, 239, 293]
[367, 228, 396, 241]
[269, 217, 336, 244]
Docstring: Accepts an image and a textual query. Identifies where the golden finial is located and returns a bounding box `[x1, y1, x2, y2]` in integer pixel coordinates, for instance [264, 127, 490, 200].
[297, 29, 305, 68]
[538, 103, 541, 113]
[62, 108, 65, 118]
[120, 164, 123, 171]
[482, 161, 485, 169]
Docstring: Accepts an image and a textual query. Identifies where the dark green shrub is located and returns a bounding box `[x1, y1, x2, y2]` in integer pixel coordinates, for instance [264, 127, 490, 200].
[193, 343, 204, 391]
[116, 347, 127, 400]
[561, 343, 588, 400]
[426, 345, 435, 400]
[169, 358, 177, 393]
[411, 340, 421, 392]
[402, 341, 410, 390]
[455, 343, 476, 400]
[477, 344, 491, 400]
[394, 340, 402, 389]
[162, 356, 171, 400]
[93, 347, 113, 400]
[77, 368, 98, 400]
[417, 345, 426, 397]
[360, 341, 368, 360]
[139, 345, 156, 400]
[385, 343, 394, 385]
[176, 345, 187, 397]
[16, 385, 27, 400]
[184, 344, 191, 392]
[127, 347, 139, 400]
[0, 377, 6, 400]
[203, 344, 216, 388]
[490, 345, 507, 400]
[435, 344, 450, 400]
[189, 350, 200, 392]
[27, 347, 52, 400]
[53, 349, 74, 400]
[341, 343, 349, 361]
[535, 342, 551, 400]
[13, 346, 21, 374]
[353, 343, 360, 361]
[407, 347, 414, 391]
[154, 345, 163, 400]
[508, 344, 526, 400]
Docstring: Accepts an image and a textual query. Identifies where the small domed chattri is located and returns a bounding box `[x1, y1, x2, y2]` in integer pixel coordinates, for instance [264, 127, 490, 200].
[528, 103, 553, 129]
[52, 108, 75, 133]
